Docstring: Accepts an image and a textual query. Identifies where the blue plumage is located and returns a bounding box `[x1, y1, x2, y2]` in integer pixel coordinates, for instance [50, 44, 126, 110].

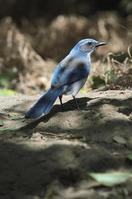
[25, 38, 106, 119]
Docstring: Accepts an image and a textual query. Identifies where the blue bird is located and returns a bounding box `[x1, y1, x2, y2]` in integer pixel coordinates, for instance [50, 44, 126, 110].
[25, 38, 106, 119]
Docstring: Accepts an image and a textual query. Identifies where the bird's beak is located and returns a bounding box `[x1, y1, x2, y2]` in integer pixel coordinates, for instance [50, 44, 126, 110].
[96, 41, 107, 47]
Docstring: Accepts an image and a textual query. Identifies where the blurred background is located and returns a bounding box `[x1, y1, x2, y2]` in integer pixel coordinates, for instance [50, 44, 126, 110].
[0, 0, 131, 95]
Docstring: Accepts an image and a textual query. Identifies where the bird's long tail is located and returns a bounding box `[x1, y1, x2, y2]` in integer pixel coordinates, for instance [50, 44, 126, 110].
[25, 87, 64, 119]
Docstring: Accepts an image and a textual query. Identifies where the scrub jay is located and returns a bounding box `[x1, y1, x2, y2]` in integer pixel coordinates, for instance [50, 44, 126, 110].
[25, 38, 106, 119]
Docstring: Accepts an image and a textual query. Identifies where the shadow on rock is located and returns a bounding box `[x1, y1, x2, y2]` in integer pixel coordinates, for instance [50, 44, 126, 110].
[0, 138, 121, 198]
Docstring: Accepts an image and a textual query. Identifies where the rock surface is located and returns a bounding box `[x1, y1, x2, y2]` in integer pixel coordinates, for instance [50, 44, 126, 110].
[0, 90, 132, 198]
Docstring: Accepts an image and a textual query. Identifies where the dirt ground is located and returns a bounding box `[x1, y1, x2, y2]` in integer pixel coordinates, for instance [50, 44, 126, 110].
[0, 90, 132, 199]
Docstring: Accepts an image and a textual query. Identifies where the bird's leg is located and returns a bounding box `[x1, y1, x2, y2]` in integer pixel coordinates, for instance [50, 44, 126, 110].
[59, 95, 64, 110]
[72, 96, 80, 110]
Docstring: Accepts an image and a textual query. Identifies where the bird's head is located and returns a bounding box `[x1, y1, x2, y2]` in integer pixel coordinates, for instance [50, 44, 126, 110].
[71, 38, 107, 56]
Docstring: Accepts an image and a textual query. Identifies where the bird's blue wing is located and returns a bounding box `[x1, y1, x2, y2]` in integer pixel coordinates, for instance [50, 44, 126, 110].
[60, 61, 89, 86]
[51, 64, 62, 86]
[51, 58, 89, 88]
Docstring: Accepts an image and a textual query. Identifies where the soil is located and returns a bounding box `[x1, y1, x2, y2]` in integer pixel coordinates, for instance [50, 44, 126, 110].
[0, 90, 132, 199]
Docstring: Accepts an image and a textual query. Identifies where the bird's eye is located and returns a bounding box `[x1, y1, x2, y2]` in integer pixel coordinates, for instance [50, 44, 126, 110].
[88, 42, 92, 46]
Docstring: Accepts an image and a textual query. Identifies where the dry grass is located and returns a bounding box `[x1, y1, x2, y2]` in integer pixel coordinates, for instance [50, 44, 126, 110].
[0, 17, 56, 94]
[89, 45, 132, 90]
[0, 13, 131, 94]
